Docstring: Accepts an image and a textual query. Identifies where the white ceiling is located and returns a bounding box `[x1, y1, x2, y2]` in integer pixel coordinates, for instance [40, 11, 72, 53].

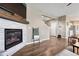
[27, 3, 79, 17]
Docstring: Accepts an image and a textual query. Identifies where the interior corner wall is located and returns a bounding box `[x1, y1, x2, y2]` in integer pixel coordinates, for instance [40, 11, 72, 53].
[27, 5, 50, 42]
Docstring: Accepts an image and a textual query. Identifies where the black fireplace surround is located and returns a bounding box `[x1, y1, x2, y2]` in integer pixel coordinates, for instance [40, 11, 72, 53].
[5, 29, 22, 50]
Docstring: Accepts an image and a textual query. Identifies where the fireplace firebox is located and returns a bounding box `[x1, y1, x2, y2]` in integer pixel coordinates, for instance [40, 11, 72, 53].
[5, 29, 22, 50]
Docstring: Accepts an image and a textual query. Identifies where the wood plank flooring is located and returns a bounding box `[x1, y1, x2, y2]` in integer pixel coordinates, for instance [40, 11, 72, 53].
[13, 37, 66, 56]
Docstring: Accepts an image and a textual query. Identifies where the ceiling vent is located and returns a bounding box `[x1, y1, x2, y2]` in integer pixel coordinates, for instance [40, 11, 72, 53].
[67, 3, 72, 6]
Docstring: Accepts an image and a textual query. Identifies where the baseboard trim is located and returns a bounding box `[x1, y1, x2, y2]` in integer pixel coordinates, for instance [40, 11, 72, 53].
[26, 38, 49, 46]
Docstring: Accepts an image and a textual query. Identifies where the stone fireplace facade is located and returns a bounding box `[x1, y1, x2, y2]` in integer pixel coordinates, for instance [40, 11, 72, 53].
[0, 18, 27, 56]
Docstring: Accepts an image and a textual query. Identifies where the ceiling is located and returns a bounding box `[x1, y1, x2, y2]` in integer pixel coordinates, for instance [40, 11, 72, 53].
[27, 3, 79, 18]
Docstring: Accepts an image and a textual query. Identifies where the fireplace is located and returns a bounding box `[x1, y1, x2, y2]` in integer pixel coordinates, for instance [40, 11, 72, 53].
[5, 29, 22, 50]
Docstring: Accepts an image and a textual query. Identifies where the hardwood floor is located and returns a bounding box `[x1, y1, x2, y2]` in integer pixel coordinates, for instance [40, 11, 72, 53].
[13, 37, 66, 56]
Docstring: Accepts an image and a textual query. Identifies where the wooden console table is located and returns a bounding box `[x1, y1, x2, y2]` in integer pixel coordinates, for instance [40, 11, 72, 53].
[73, 42, 79, 54]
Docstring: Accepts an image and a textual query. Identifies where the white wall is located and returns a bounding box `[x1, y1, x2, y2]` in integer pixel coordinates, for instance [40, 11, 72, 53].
[27, 4, 50, 42]
[0, 18, 27, 56]
[50, 19, 58, 36]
